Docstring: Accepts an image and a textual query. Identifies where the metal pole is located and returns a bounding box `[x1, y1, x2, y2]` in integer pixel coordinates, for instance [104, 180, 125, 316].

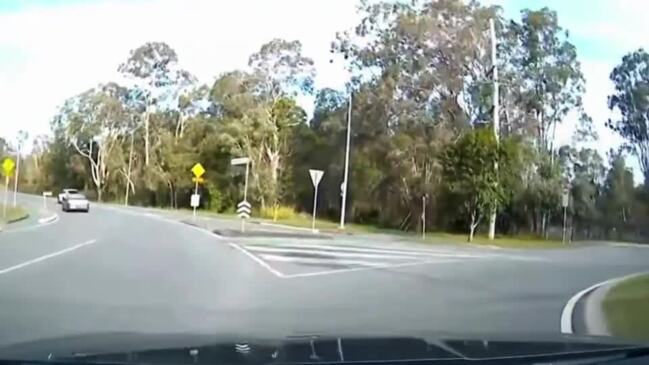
[243, 161, 249, 202]
[340, 92, 352, 229]
[422, 196, 426, 239]
[312, 184, 319, 233]
[43, 194, 47, 210]
[192, 180, 198, 221]
[12, 146, 20, 208]
[562, 206, 568, 244]
[3, 176, 8, 218]
[487, 18, 499, 240]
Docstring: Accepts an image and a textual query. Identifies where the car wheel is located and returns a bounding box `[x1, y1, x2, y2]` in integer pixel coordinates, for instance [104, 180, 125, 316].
[84, 208, 89, 213]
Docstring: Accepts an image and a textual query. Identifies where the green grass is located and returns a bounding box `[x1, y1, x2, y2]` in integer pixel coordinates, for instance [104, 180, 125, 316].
[249, 213, 565, 248]
[602, 274, 649, 342]
[0, 204, 29, 224]
[111, 202, 566, 248]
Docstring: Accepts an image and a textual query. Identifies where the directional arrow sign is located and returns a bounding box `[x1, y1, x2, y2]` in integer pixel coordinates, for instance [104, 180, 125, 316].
[309, 169, 324, 187]
[237, 200, 251, 209]
[191, 163, 205, 178]
[2, 158, 15, 177]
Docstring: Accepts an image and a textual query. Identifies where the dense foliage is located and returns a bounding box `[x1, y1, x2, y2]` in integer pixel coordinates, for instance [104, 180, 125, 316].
[5, 0, 649, 241]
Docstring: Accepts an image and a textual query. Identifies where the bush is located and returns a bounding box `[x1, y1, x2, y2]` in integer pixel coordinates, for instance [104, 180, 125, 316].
[260, 205, 296, 220]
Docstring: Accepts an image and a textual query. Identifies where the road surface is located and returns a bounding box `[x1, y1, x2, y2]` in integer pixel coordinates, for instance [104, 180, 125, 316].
[0, 192, 648, 348]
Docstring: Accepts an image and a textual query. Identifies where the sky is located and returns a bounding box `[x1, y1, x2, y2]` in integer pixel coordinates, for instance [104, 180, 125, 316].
[0, 0, 647, 180]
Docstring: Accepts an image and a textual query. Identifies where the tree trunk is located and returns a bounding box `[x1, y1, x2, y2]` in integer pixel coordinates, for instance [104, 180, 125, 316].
[144, 111, 150, 166]
[97, 187, 102, 202]
[468, 210, 479, 242]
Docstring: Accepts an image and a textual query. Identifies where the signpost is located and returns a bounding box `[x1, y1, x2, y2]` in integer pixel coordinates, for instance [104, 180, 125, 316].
[232, 157, 252, 232]
[309, 169, 324, 233]
[2, 158, 15, 218]
[237, 200, 251, 232]
[231, 157, 251, 202]
[42, 191, 52, 210]
[190, 163, 206, 220]
[562, 188, 570, 244]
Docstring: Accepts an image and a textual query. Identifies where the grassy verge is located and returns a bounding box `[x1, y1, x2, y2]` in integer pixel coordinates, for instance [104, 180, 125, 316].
[112, 202, 566, 248]
[602, 274, 649, 342]
[251, 213, 565, 248]
[0, 204, 29, 224]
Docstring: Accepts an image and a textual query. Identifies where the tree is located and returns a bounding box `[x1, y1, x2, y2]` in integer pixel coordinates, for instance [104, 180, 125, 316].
[442, 128, 513, 241]
[607, 49, 649, 184]
[213, 40, 314, 212]
[599, 153, 635, 238]
[57, 83, 132, 201]
[505, 8, 585, 156]
[118, 42, 197, 165]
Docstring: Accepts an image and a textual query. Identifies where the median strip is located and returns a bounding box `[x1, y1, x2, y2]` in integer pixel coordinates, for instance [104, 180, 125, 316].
[602, 273, 649, 342]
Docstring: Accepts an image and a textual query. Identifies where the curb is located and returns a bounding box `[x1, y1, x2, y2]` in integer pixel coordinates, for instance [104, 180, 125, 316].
[560, 271, 649, 335]
[6, 213, 30, 224]
[38, 213, 59, 224]
[257, 221, 320, 233]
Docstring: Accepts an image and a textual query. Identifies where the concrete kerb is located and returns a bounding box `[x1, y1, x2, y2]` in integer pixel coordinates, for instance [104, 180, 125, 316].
[560, 271, 649, 335]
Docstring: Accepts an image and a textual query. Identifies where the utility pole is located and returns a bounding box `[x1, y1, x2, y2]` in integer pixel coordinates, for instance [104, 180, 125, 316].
[13, 131, 27, 207]
[340, 92, 352, 229]
[487, 18, 500, 240]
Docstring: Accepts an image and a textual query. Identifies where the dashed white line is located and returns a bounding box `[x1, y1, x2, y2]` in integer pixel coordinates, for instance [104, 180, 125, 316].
[0, 239, 98, 276]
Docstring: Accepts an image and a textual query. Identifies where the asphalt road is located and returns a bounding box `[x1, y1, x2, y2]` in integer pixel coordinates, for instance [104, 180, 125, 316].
[0, 192, 648, 349]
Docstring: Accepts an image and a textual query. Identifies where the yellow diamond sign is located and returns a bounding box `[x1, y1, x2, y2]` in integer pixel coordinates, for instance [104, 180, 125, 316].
[2, 158, 15, 177]
[191, 163, 205, 178]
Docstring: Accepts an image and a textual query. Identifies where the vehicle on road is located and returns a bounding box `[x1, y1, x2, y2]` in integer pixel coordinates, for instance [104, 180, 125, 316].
[61, 193, 90, 212]
[57, 189, 79, 204]
[0, 332, 648, 364]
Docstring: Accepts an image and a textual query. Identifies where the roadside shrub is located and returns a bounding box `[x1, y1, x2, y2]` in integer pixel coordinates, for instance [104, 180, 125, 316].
[260, 205, 296, 220]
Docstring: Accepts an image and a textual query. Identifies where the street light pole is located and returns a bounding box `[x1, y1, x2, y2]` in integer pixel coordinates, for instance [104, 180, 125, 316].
[340, 92, 352, 229]
[487, 18, 500, 240]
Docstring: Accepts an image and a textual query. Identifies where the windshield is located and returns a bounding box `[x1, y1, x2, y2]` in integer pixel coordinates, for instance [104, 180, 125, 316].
[1, 0, 648, 362]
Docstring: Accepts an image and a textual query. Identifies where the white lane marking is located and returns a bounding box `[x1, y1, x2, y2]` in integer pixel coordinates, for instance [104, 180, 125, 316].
[611, 243, 649, 248]
[560, 271, 649, 334]
[257, 253, 398, 267]
[228, 243, 285, 278]
[282, 259, 461, 279]
[246, 243, 483, 258]
[0, 239, 98, 275]
[244, 245, 447, 261]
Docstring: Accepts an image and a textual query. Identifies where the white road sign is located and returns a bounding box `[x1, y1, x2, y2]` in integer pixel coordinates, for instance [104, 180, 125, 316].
[190, 194, 200, 208]
[231, 157, 251, 166]
[309, 169, 324, 187]
[42, 191, 52, 197]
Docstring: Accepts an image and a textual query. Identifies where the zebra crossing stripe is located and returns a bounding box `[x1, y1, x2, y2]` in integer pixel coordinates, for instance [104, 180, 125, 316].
[244, 243, 482, 259]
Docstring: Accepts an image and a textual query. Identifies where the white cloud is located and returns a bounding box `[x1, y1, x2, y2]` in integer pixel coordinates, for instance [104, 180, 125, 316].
[0, 0, 358, 142]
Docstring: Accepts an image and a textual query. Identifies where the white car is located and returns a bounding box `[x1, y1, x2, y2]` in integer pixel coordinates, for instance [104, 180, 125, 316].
[57, 189, 79, 204]
[61, 193, 90, 212]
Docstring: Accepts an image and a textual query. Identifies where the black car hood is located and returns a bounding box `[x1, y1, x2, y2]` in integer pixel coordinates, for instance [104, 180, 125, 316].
[0, 331, 645, 364]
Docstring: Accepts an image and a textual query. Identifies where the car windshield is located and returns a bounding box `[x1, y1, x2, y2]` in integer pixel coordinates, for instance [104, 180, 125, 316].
[1, 0, 649, 362]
